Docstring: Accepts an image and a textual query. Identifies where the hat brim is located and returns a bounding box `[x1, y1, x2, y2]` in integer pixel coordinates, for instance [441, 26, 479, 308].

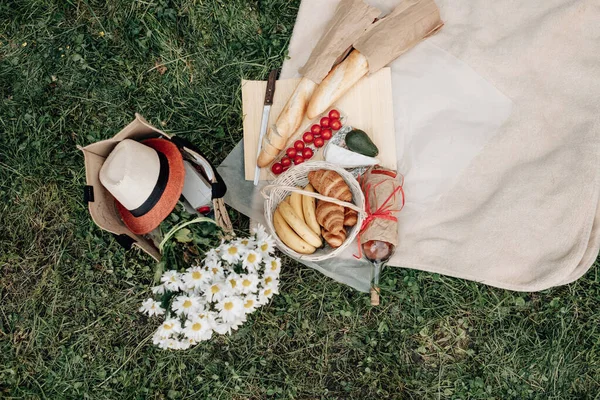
[116, 138, 185, 235]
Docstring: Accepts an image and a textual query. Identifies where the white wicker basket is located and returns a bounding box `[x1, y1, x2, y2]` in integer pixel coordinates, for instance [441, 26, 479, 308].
[262, 161, 365, 261]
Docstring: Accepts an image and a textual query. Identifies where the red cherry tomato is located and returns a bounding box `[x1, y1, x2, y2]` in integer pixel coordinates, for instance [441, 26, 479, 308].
[302, 147, 314, 159]
[314, 137, 325, 148]
[329, 118, 342, 131]
[328, 109, 340, 120]
[280, 156, 292, 167]
[282, 165, 290, 172]
[310, 124, 322, 136]
[286, 148, 297, 158]
[320, 117, 330, 128]
[321, 128, 332, 140]
[294, 140, 305, 151]
[271, 162, 283, 175]
[294, 155, 305, 165]
[302, 132, 314, 143]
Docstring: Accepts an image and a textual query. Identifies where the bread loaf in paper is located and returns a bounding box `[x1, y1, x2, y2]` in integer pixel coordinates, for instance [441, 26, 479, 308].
[306, 50, 369, 119]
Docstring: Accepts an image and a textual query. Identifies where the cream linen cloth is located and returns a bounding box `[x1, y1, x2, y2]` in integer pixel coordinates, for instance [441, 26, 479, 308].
[219, 0, 600, 292]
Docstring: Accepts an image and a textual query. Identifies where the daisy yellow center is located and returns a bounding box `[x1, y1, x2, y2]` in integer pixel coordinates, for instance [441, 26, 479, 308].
[229, 279, 237, 288]
[241, 239, 249, 245]
[211, 285, 220, 294]
[183, 300, 193, 308]
[242, 279, 251, 287]
[192, 271, 202, 279]
[264, 289, 272, 296]
[224, 302, 234, 311]
[211, 267, 219, 275]
[228, 247, 238, 255]
[247, 253, 257, 263]
[244, 300, 254, 309]
[271, 261, 278, 270]
[192, 322, 202, 331]
[261, 243, 268, 252]
[169, 276, 176, 282]
[265, 276, 273, 285]
[163, 323, 173, 330]
[150, 304, 156, 309]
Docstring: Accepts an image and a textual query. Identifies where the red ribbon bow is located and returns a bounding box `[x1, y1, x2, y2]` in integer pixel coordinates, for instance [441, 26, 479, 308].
[354, 172, 405, 259]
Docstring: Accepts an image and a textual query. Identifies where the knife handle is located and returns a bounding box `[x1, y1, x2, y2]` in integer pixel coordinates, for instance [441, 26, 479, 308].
[264, 69, 278, 105]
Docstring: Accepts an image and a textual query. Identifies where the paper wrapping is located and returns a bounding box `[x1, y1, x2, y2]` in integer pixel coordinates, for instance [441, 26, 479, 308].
[359, 167, 403, 247]
[354, 0, 444, 74]
[299, 0, 381, 84]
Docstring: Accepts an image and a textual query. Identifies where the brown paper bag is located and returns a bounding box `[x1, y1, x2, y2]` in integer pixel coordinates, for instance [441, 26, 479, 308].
[299, 0, 380, 84]
[354, 0, 444, 74]
[359, 167, 404, 247]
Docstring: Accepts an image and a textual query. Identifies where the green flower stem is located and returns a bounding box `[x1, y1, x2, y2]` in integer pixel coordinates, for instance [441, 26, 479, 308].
[159, 217, 218, 253]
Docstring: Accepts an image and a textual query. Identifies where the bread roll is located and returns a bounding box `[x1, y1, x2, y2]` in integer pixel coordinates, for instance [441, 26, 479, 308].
[308, 170, 352, 202]
[322, 227, 346, 248]
[344, 208, 358, 227]
[316, 200, 344, 233]
[306, 50, 369, 120]
[256, 77, 317, 168]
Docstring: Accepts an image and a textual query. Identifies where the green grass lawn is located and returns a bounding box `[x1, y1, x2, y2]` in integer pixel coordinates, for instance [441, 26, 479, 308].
[1, 0, 600, 398]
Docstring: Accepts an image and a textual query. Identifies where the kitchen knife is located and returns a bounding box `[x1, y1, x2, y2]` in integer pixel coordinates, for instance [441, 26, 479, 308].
[254, 69, 278, 185]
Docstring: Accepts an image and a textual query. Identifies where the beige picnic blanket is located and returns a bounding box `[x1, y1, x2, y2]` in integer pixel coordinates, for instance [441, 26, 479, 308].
[219, 0, 600, 292]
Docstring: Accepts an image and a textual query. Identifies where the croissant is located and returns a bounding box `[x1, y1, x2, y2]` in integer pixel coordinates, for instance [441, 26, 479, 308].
[316, 200, 344, 233]
[308, 170, 352, 202]
[322, 227, 346, 248]
[344, 208, 358, 227]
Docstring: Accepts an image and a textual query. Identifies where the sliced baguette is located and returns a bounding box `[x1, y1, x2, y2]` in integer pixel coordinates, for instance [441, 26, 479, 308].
[257, 135, 280, 167]
[306, 50, 369, 119]
[256, 77, 317, 168]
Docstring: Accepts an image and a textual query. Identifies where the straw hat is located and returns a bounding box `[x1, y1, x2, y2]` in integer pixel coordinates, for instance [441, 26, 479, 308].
[99, 138, 185, 234]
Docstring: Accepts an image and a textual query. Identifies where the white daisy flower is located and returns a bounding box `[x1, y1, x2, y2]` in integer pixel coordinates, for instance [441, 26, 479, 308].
[182, 266, 210, 290]
[219, 242, 246, 264]
[224, 273, 242, 294]
[242, 250, 262, 271]
[156, 318, 182, 337]
[212, 314, 246, 335]
[257, 285, 278, 305]
[161, 270, 183, 291]
[263, 257, 282, 276]
[204, 249, 220, 264]
[166, 338, 190, 350]
[205, 280, 229, 302]
[151, 284, 167, 295]
[241, 295, 259, 314]
[172, 295, 202, 316]
[262, 275, 279, 289]
[256, 236, 276, 256]
[215, 296, 245, 322]
[204, 260, 225, 281]
[252, 224, 269, 242]
[139, 298, 165, 317]
[183, 317, 213, 341]
[239, 273, 260, 294]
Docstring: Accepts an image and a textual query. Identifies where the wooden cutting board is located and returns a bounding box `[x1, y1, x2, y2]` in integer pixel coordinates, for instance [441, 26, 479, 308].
[242, 67, 396, 180]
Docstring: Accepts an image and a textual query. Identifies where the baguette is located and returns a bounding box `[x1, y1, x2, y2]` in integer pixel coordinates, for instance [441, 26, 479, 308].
[306, 50, 369, 120]
[256, 77, 317, 168]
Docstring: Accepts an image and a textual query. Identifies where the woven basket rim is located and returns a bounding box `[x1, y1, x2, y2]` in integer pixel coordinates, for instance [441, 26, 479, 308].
[263, 161, 364, 262]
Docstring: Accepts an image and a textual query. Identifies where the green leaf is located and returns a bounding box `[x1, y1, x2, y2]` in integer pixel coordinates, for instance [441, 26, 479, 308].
[173, 228, 193, 243]
[515, 297, 526, 306]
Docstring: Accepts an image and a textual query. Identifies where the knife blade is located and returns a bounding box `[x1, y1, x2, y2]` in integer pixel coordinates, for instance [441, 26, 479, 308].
[254, 69, 278, 185]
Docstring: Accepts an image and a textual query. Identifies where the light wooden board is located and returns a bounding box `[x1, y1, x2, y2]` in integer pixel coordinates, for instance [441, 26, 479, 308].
[242, 67, 396, 180]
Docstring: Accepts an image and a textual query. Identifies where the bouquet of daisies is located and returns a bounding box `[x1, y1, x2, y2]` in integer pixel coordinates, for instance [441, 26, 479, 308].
[139, 222, 281, 350]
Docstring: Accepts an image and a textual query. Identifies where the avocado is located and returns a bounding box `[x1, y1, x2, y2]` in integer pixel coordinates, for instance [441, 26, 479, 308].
[345, 129, 379, 157]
